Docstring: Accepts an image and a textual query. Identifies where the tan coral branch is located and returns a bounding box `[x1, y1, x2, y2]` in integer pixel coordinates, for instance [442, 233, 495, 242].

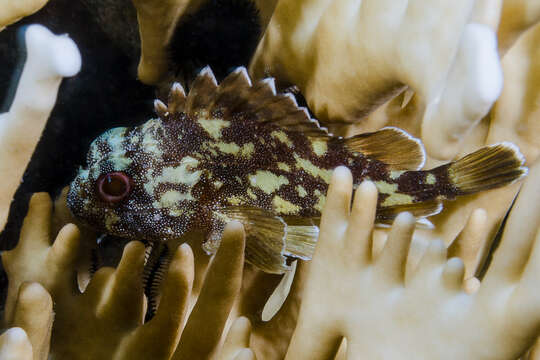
[0, 0, 49, 30]
[131, 0, 205, 85]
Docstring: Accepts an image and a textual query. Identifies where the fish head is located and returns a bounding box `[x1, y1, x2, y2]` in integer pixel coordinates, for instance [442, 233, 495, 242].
[68, 119, 202, 241]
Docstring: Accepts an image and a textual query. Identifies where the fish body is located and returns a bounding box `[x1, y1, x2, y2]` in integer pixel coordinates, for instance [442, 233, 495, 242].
[68, 67, 527, 273]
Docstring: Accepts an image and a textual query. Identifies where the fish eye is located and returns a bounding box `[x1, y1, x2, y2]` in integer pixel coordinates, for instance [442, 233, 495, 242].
[96, 172, 132, 203]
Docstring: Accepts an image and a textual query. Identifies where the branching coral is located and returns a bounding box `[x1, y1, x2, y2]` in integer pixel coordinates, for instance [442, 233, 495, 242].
[2, 193, 80, 325]
[0, 328, 33, 360]
[498, 0, 540, 53]
[249, 0, 503, 160]
[285, 165, 540, 359]
[131, 0, 274, 85]
[0, 0, 49, 30]
[0, 282, 53, 360]
[345, 4, 540, 282]
[0, 24, 81, 230]
[2, 4, 540, 360]
[2, 192, 251, 359]
[130, 0, 205, 84]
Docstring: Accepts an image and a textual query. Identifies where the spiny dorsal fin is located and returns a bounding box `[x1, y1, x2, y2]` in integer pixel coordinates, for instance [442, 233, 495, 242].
[168, 82, 186, 113]
[210, 67, 252, 114]
[153, 99, 168, 118]
[186, 66, 218, 116]
[343, 127, 426, 170]
[161, 66, 329, 138]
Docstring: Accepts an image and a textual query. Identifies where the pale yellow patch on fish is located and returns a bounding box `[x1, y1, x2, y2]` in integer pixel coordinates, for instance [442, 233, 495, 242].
[248, 171, 289, 194]
[169, 208, 187, 217]
[381, 193, 414, 207]
[271, 130, 293, 147]
[372, 181, 414, 206]
[426, 173, 436, 185]
[100, 127, 133, 170]
[144, 156, 201, 201]
[277, 162, 290, 171]
[141, 121, 163, 157]
[296, 185, 307, 198]
[313, 189, 326, 212]
[213, 180, 223, 189]
[213, 142, 254, 157]
[311, 139, 327, 156]
[247, 188, 257, 199]
[216, 142, 240, 154]
[228, 195, 246, 206]
[240, 142, 255, 157]
[198, 118, 230, 139]
[390, 170, 405, 180]
[159, 190, 193, 207]
[110, 157, 132, 171]
[373, 181, 398, 194]
[272, 196, 300, 214]
[294, 154, 332, 182]
[105, 212, 120, 230]
[201, 142, 219, 156]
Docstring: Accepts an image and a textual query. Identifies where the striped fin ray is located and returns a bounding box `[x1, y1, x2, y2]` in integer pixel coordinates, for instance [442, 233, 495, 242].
[376, 200, 443, 225]
[214, 207, 318, 274]
[444, 142, 527, 195]
[343, 127, 426, 170]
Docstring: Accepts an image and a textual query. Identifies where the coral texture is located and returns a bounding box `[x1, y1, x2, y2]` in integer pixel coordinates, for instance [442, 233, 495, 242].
[0, 24, 80, 230]
[131, 0, 205, 84]
[1, 2, 540, 359]
[339, 4, 540, 289]
[0, 282, 53, 360]
[249, 0, 503, 161]
[286, 164, 540, 359]
[2, 192, 253, 359]
[0, 0, 49, 30]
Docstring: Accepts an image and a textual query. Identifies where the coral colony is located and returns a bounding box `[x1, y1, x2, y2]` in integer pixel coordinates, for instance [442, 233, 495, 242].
[1, 1, 540, 359]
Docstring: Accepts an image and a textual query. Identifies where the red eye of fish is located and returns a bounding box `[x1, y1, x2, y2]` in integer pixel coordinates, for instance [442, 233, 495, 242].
[97, 172, 132, 203]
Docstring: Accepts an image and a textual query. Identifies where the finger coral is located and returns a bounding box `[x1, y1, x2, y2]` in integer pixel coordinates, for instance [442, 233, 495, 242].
[285, 164, 540, 360]
[2, 2, 540, 360]
[0, 328, 33, 360]
[0, 24, 81, 231]
[2, 191, 250, 359]
[0, 282, 53, 360]
[250, 0, 503, 160]
[130, 0, 205, 84]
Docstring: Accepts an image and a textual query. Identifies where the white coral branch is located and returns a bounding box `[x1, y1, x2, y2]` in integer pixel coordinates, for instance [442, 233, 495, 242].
[0, 24, 81, 230]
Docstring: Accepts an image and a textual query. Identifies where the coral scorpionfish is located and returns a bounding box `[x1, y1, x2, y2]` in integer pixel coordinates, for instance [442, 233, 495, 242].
[68, 66, 527, 273]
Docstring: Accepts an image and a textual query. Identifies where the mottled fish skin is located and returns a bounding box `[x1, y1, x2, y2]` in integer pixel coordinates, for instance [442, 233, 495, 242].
[68, 110, 378, 239]
[68, 66, 527, 270]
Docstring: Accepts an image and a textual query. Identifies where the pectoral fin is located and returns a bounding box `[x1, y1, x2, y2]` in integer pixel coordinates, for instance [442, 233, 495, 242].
[212, 207, 318, 274]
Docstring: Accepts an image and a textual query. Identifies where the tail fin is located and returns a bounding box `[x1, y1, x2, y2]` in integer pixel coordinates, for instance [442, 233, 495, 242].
[446, 142, 527, 196]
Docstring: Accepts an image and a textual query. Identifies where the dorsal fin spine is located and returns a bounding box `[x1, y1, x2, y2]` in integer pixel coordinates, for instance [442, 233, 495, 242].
[162, 65, 329, 138]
